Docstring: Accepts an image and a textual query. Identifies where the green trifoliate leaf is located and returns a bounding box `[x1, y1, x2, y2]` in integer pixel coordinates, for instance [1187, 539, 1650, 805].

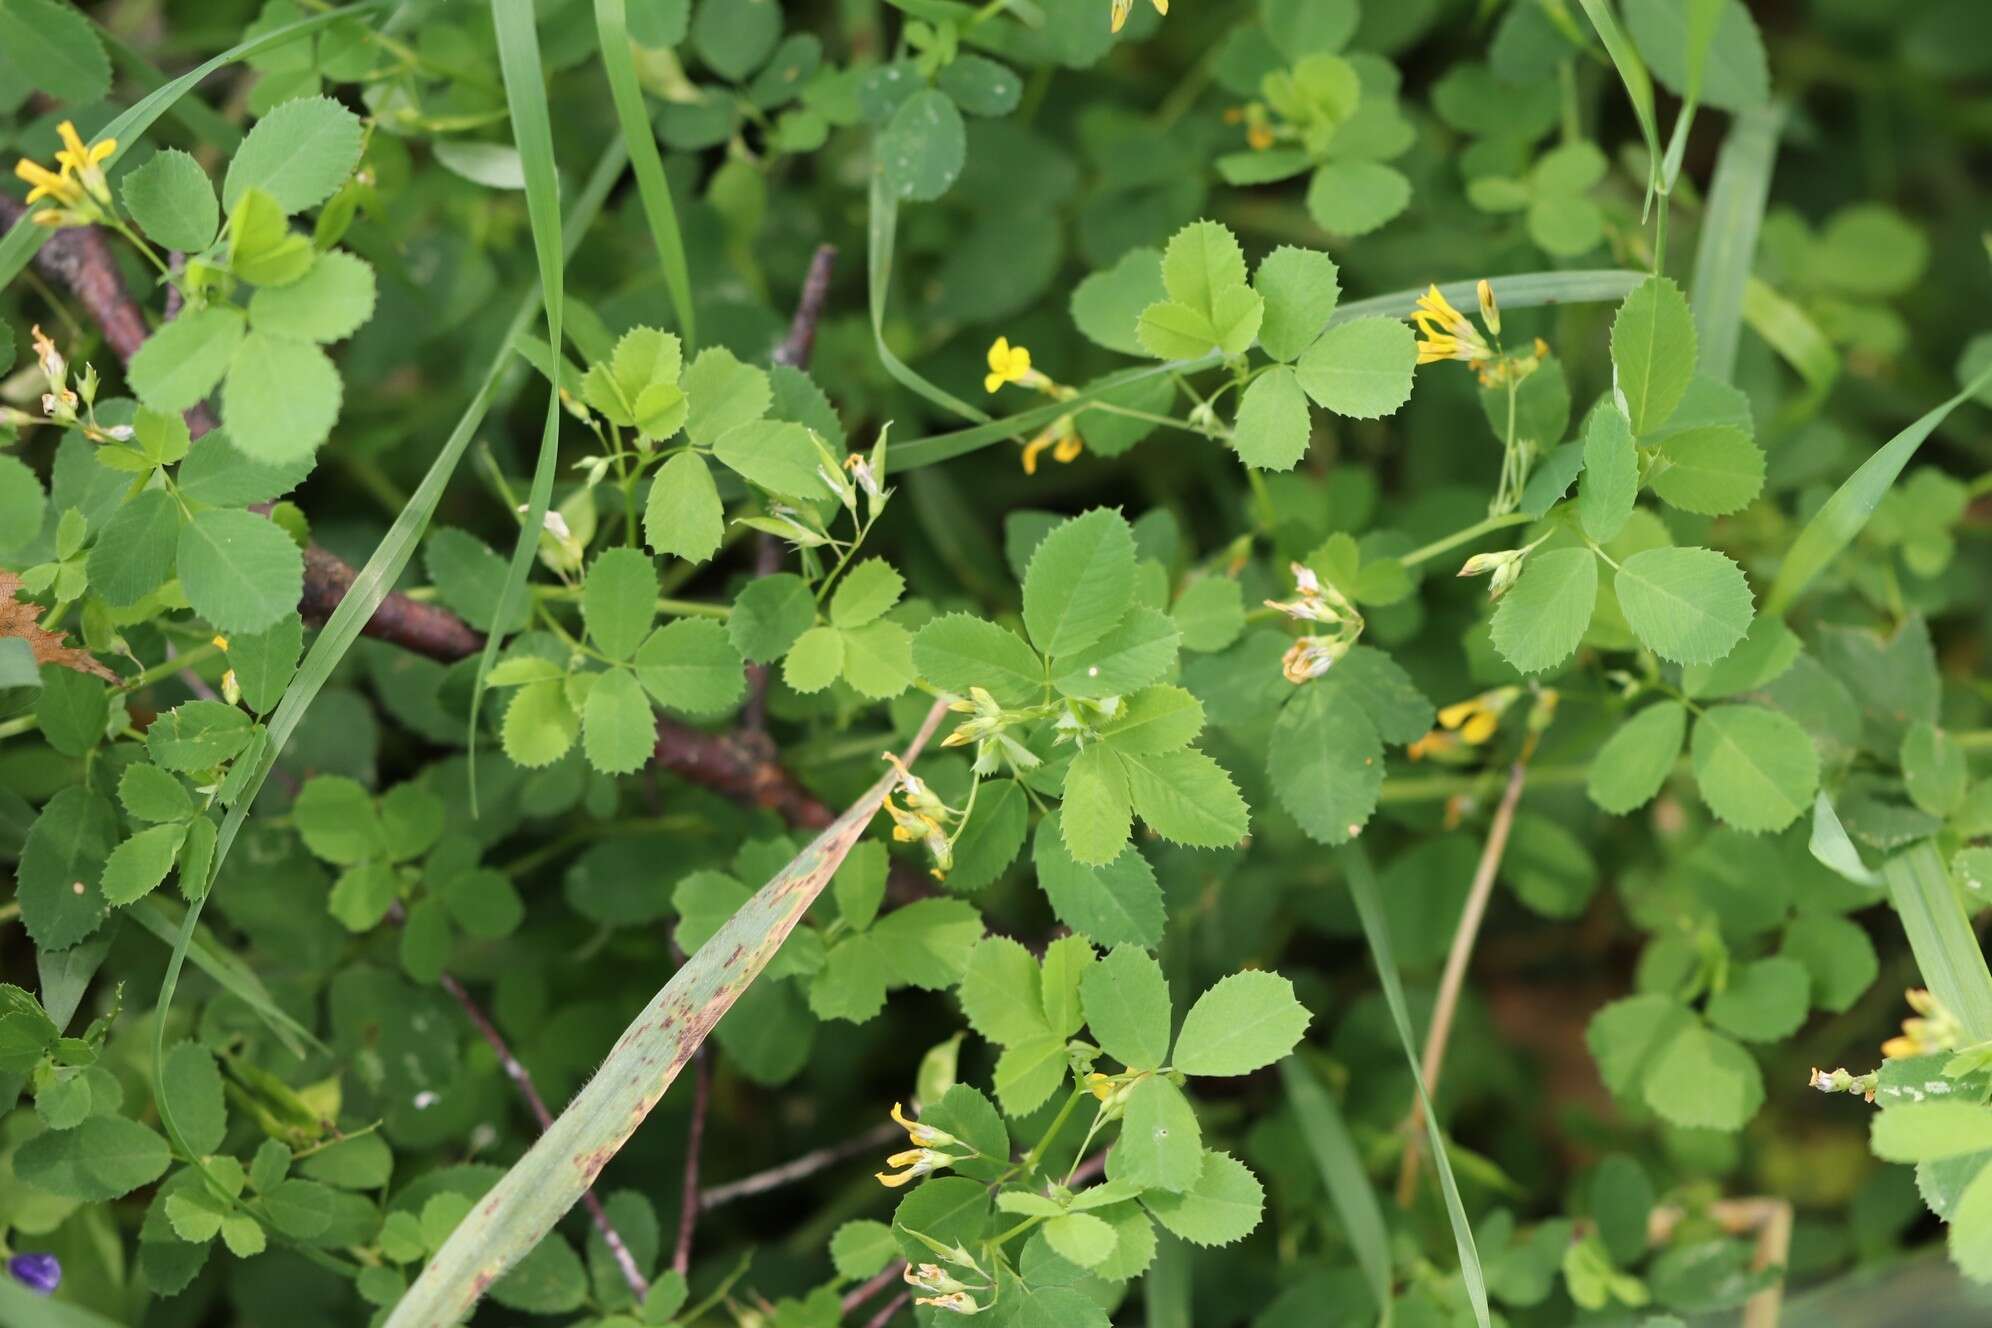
[712, 420, 829, 503]
[1230, 365, 1313, 471]
[1172, 971, 1311, 1077]
[1691, 704, 1819, 833]
[1649, 426, 1764, 515]
[1270, 679, 1384, 845]
[633, 618, 745, 716]
[839, 620, 915, 699]
[100, 823, 188, 906]
[1099, 685, 1204, 755]
[959, 937, 1051, 1047]
[582, 547, 659, 662]
[1613, 546, 1753, 666]
[1304, 159, 1411, 236]
[1491, 546, 1598, 674]
[1640, 1024, 1763, 1131]
[128, 307, 245, 414]
[1033, 816, 1164, 951]
[583, 669, 655, 775]
[1610, 275, 1697, 435]
[1586, 701, 1687, 815]
[829, 559, 904, 629]
[912, 613, 1044, 707]
[1705, 956, 1809, 1043]
[728, 573, 814, 663]
[870, 898, 982, 990]
[782, 624, 844, 694]
[1579, 404, 1638, 543]
[146, 700, 253, 771]
[120, 763, 193, 824]
[35, 666, 106, 757]
[1253, 245, 1340, 363]
[682, 346, 772, 448]
[1294, 316, 1416, 420]
[223, 95, 365, 213]
[1160, 219, 1249, 313]
[175, 507, 305, 635]
[1109, 1075, 1203, 1192]
[995, 1034, 1070, 1117]
[1043, 1213, 1118, 1268]
[1902, 721, 1967, 818]
[1080, 944, 1174, 1070]
[947, 778, 1029, 893]
[122, 148, 220, 252]
[502, 680, 579, 768]
[1051, 607, 1180, 700]
[1023, 508, 1138, 660]
[1071, 247, 1164, 357]
[221, 331, 342, 464]
[1063, 744, 1133, 868]
[1142, 1151, 1264, 1246]
[247, 250, 377, 343]
[645, 451, 725, 563]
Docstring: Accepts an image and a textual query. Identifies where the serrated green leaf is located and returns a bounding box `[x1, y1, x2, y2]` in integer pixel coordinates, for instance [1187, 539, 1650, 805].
[1490, 547, 1597, 674]
[1081, 945, 1173, 1070]
[1230, 365, 1313, 471]
[1142, 1151, 1264, 1246]
[1614, 545, 1753, 665]
[1024, 509, 1138, 660]
[1579, 404, 1637, 542]
[633, 618, 744, 715]
[175, 507, 304, 636]
[1611, 276, 1697, 434]
[1294, 316, 1416, 419]
[645, 451, 725, 562]
[1586, 701, 1686, 814]
[1691, 704, 1819, 833]
[1172, 971, 1310, 1077]
[582, 547, 658, 662]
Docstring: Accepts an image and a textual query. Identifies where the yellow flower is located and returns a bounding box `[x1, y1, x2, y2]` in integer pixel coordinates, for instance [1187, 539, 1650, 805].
[1883, 988, 1962, 1060]
[1020, 416, 1083, 474]
[875, 1147, 954, 1188]
[1085, 1072, 1114, 1101]
[890, 1101, 960, 1150]
[1110, 0, 1167, 32]
[984, 336, 1033, 393]
[1412, 283, 1493, 367]
[1436, 687, 1520, 745]
[1406, 729, 1460, 762]
[53, 121, 116, 175]
[13, 157, 82, 208]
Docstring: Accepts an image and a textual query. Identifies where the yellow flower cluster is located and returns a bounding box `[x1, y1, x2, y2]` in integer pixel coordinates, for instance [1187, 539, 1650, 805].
[13, 122, 116, 229]
[1110, 0, 1168, 33]
[984, 337, 1085, 474]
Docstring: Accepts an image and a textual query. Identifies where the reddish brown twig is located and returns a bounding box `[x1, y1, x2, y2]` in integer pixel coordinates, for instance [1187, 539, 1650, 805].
[699, 1120, 899, 1209]
[439, 972, 650, 1299]
[866, 1289, 912, 1328]
[672, 1045, 712, 1276]
[842, 1261, 907, 1314]
[1396, 759, 1528, 1206]
[775, 244, 837, 371]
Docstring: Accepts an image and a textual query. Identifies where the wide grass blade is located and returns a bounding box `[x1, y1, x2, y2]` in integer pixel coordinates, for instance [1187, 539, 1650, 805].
[0, 0, 391, 286]
[387, 704, 949, 1328]
[468, 0, 568, 781]
[592, 0, 696, 348]
[891, 269, 1647, 471]
[1763, 364, 1992, 617]
[1882, 841, 1992, 1044]
[94, 25, 244, 152]
[1743, 277, 1839, 416]
[1283, 1058, 1395, 1326]
[1340, 842, 1490, 1328]
[1144, 1233, 1193, 1328]
[1691, 105, 1782, 384]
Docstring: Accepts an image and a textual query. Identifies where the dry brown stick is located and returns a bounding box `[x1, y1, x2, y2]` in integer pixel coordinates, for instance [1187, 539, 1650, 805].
[438, 972, 650, 1300]
[865, 1289, 912, 1328]
[842, 1261, 907, 1315]
[1395, 759, 1528, 1207]
[671, 1045, 712, 1277]
[699, 1120, 899, 1210]
[775, 244, 837, 371]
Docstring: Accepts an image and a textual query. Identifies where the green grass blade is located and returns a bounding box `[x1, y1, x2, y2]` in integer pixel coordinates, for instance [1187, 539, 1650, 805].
[1882, 841, 1992, 1043]
[1690, 105, 1782, 384]
[890, 269, 1647, 471]
[868, 174, 992, 425]
[153, 140, 626, 1177]
[132, 898, 324, 1058]
[387, 704, 948, 1328]
[1144, 1234, 1193, 1328]
[592, 0, 696, 348]
[95, 25, 244, 152]
[1763, 364, 1992, 618]
[1743, 277, 1838, 410]
[0, 1276, 132, 1328]
[1576, 0, 1662, 210]
[468, 0, 568, 784]
[1282, 1058, 1395, 1326]
[0, 0, 391, 287]
[1340, 842, 1490, 1328]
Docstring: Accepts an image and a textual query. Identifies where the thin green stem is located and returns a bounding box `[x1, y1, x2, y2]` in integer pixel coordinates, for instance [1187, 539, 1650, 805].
[1401, 513, 1532, 569]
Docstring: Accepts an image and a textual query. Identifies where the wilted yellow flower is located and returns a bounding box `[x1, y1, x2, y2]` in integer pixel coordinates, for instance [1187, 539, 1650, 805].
[890, 1101, 960, 1150]
[1412, 283, 1494, 367]
[1110, 0, 1167, 32]
[13, 157, 82, 209]
[1882, 988, 1962, 1060]
[1021, 415, 1084, 474]
[1436, 687, 1521, 745]
[53, 121, 115, 203]
[876, 1147, 954, 1188]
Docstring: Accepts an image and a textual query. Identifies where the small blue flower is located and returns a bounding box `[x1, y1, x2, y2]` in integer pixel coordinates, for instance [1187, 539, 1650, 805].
[7, 1252, 61, 1295]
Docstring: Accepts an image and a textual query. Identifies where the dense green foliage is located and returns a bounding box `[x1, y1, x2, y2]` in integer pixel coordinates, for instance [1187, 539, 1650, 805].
[2, 0, 1992, 1325]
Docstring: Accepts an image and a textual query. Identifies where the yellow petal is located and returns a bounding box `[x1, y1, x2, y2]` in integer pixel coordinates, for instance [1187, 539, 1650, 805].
[1436, 700, 1480, 730]
[875, 1168, 920, 1188]
[987, 337, 1010, 373]
[1461, 711, 1499, 744]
